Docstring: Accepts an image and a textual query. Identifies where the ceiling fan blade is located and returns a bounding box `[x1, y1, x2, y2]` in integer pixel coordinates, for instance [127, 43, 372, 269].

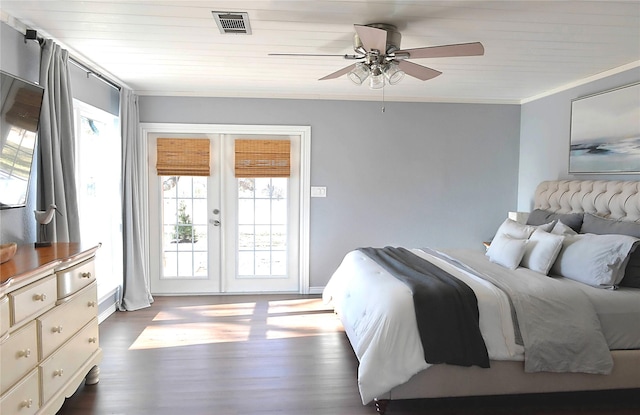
[354, 24, 387, 53]
[396, 61, 442, 81]
[319, 63, 357, 80]
[396, 42, 484, 59]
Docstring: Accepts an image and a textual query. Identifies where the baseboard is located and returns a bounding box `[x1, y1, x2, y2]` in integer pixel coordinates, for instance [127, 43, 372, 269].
[97, 286, 120, 323]
[98, 302, 117, 323]
[308, 286, 324, 295]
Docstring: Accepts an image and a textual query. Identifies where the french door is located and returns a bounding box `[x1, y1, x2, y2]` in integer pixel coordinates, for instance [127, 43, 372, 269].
[148, 132, 221, 294]
[145, 124, 310, 295]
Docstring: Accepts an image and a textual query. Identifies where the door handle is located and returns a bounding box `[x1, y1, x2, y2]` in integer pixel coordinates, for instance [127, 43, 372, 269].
[210, 219, 221, 227]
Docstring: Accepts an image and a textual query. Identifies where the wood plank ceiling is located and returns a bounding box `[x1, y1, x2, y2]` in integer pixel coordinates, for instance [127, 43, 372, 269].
[1, 0, 639, 103]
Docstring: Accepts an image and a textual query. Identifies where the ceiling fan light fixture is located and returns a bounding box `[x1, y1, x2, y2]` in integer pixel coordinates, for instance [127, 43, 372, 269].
[384, 62, 405, 85]
[348, 62, 369, 85]
[369, 72, 385, 89]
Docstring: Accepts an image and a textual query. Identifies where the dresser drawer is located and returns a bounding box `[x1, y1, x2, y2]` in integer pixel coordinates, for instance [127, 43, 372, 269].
[38, 283, 98, 359]
[9, 275, 57, 327]
[40, 318, 99, 403]
[56, 258, 96, 299]
[0, 295, 9, 340]
[0, 321, 38, 394]
[0, 368, 39, 415]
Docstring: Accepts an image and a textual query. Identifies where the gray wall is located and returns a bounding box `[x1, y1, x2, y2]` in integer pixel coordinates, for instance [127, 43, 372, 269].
[140, 96, 522, 288]
[69, 63, 119, 116]
[518, 66, 640, 211]
[0, 21, 119, 244]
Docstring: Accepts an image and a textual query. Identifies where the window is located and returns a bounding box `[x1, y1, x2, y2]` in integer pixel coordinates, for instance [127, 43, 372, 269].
[74, 100, 123, 300]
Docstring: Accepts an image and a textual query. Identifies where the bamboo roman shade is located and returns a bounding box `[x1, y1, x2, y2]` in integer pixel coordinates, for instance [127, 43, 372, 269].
[235, 139, 290, 178]
[156, 138, 210, 176]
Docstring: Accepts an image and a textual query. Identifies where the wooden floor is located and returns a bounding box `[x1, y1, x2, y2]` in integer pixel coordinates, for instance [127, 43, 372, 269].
[57, 295, 639, 415]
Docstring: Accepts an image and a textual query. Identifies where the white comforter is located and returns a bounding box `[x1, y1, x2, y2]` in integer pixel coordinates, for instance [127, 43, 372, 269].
[322, 248, 524, 404]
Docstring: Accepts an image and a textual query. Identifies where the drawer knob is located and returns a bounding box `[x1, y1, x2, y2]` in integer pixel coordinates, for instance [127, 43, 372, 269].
[81, 272, 92, 279]
[20, 399, 33, 409]
[52, 325, 64, 333]
[54, 369, 64, 377]
[88, 301, 97, 307]
[17, 348, 31, 358]
[33, 293, 47, 301]
[89, 337, 98, 343]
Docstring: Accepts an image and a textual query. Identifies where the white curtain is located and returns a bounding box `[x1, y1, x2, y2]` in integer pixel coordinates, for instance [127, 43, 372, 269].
[119, 88, 153, 311]
[37, 40, 80, 242]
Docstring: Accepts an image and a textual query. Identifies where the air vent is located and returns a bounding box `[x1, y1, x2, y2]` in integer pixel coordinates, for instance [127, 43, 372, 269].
[212, 11, 252, 35]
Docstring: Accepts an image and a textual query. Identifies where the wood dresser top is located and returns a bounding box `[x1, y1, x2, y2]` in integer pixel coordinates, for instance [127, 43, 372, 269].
[0, 242, 100, 286]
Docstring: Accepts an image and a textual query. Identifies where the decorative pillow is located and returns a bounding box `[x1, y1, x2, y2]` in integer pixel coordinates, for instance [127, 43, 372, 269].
[527, 209, 584, 233]
[550, 233, 640, 288]
[581, 213, 640, 236]
[550, 220, 578, 236]
[520, 229, 564, 275]
[580, 213, 640, 288]
[486, 233, 529, 270]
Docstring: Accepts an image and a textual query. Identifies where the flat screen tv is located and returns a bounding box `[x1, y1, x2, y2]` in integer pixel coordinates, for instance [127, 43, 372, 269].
[0, 70, 45, 209]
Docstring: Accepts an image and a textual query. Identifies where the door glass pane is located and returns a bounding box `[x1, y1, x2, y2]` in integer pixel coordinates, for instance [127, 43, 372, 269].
[271, 251, 287, 275]
[238, 199, 254, 223]
[255, 199, 270, 224]
[272, 199, 287, 224]
[237, 177, 288, 278]
[238, 224, 255, 249]
[237, 251, 254, 275]
[161, 176, 208, 279]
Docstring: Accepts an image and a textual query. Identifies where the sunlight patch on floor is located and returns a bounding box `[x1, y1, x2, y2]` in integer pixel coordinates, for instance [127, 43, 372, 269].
[265, 317, 342, 339]
[268, 298, 327, 312]
[266, 299, 341, 339]
[129, 298, 340, 349]
[129, 321, 252, 349]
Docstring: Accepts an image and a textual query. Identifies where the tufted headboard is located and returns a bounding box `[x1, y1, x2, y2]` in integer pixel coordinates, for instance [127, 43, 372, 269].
[534, 180, 640, 223]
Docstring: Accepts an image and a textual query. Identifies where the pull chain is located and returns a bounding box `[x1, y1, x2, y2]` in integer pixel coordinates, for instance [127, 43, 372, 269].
[381, 85, 385, 113]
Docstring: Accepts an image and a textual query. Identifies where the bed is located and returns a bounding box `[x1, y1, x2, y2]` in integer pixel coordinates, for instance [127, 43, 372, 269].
[322, 180, 640, 414]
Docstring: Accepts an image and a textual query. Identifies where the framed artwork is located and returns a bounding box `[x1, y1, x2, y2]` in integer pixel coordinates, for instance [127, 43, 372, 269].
[569, 82, 640, 174]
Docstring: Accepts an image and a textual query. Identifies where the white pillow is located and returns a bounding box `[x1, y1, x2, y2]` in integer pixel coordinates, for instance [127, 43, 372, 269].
[550, 220, 578, 236]
[486, 233, 529, 269]
[520, 228, 564, 275]
[550, 233, 640, 287]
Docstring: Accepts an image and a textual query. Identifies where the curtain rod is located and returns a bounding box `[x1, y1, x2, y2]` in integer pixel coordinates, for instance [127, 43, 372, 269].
[26, 29, 121, 92]
[68, 57, 121, 92]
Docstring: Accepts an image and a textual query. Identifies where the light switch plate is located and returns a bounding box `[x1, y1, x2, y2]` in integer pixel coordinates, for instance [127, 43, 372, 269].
[311, 186, 327, 197]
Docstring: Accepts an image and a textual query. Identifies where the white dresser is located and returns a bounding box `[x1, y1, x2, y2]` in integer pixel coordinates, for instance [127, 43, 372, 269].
[0, 243, 102, 415]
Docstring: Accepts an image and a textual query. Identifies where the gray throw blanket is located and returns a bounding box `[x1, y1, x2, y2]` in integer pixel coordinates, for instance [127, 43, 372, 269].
[429, 248, 614, 374]
[358, 247, 490, 368]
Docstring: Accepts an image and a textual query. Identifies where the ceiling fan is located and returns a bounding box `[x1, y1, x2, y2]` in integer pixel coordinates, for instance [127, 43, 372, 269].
[269, 23, 484, 89]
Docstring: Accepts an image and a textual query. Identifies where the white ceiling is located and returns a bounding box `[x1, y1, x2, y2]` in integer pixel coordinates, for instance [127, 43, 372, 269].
[1, 1, 639, 104]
